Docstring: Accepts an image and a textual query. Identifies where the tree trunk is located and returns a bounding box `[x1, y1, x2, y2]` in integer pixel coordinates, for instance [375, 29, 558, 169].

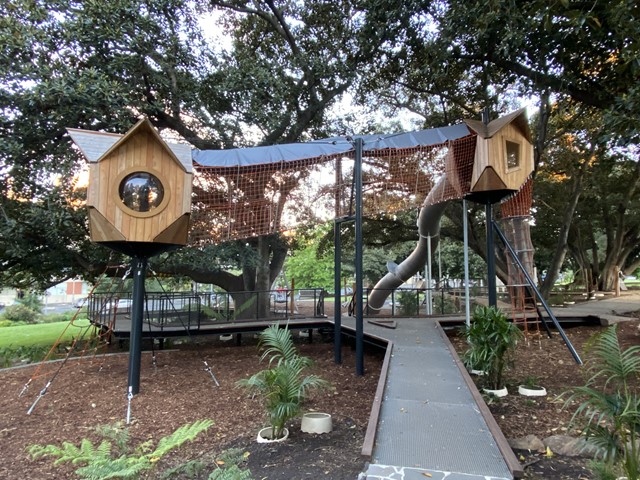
[598, 161, 640, 290]
[153, 234, 289, 320]
[224, 235, 287, 320]
[540, 163, 586, 299]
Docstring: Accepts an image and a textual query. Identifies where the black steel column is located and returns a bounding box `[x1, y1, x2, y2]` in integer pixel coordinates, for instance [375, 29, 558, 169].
[485, 202, 497, 307]
[128, 256, 147, 395]
[354, 138, 364, 376]
[333, 219, 342, 364]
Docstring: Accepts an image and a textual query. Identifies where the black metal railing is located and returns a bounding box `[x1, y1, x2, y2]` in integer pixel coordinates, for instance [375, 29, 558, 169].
[88, 288, 327, 332]
[361, 283, 493, 317]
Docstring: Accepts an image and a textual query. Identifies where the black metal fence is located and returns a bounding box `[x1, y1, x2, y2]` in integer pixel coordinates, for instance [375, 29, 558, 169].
[87, 284, 501, 333]
[87, 288, 327, 332]
[361, 286, 476, 317]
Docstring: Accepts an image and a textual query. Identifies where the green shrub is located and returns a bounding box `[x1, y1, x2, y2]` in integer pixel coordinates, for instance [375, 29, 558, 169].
[462, 306, 523, 390]
[0, 319, 15, 328]
[433, 294, 460, 314]
[397, 290, 420, 316]
[0, 345, 51, 368]
[1, 304, 40, 323]
[237, 325, 328, 440]
[17, 292, 44, 313]
[161, 448, 253, 480]
[40, 311, 77, 324]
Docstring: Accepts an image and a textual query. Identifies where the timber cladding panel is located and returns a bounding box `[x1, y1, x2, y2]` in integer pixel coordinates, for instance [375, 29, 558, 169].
[466, 109, 534, 194]
[76, 119, 192, 245]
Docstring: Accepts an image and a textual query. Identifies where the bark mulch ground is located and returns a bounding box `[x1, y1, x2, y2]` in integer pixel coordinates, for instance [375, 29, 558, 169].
[2, 312, 639, 479]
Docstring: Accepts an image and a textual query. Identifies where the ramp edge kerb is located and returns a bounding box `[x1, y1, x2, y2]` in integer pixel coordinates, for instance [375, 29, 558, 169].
[361, 337, 393, 458]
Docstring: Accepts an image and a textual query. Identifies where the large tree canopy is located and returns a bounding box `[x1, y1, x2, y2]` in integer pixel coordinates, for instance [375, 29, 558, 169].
[359, 0, 640, 140]
[2, 0, 639, 301]
[0, 0, 366, 299]
[357, 0, 640, 294]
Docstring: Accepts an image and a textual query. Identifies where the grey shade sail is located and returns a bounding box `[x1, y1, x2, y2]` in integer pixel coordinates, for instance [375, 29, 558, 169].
[192, 123, 472, 168]
[192, 142, 352, 168]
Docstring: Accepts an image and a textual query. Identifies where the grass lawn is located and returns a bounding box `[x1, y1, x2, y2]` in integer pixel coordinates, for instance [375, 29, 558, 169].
[0, 319, 95, 348]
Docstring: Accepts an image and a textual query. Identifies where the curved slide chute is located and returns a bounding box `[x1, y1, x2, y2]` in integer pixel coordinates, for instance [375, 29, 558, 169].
[366, 185, 449, 313]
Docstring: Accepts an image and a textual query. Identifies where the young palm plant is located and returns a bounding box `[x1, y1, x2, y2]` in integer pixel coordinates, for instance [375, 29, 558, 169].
[462, 306, 523, 391]
[563, 324, 640, 480]
[237, 324, 328, 440]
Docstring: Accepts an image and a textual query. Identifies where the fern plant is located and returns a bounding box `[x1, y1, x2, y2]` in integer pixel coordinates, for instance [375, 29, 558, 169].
[207, 448, 253, 480]
[563, 325, 640, 480]
[237, 324, 328, 440]
[159, 448, 253, 480]
[28, 419, 213, 480]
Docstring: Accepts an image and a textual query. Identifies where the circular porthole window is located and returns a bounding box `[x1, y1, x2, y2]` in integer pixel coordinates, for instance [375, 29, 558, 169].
[118, 172, 165, 213]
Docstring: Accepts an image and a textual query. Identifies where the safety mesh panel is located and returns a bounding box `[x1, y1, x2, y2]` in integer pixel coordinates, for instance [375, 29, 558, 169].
[189, 134, 479, 244]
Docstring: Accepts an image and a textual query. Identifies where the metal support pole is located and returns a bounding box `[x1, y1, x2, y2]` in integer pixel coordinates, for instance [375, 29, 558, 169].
[493, 222, 582, 365]
[437, 239, 442, 308]
[463, 199, 471, 327]
[128, 256, 147, 395]
[485, 202, 497, 307]
[426, 236, 433, 315]
[354, 138, 364, 376]
[333, 219, 342, 364]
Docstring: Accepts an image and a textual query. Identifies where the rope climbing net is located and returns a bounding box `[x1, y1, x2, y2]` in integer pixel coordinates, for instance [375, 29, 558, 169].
[189, 134, 479, 244]
[498, 178, 540, 336]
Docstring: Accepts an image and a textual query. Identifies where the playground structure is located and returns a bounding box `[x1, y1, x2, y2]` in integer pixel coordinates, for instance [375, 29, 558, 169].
[16, 110, 588, 479]
[64, 108, 580, 391]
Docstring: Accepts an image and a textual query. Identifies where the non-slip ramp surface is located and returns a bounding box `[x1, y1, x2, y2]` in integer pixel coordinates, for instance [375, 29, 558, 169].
[360, 319, 513, 480]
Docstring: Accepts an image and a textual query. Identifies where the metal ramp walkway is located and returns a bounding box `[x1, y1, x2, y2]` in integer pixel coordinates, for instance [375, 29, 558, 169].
[352, 318, 519, 480]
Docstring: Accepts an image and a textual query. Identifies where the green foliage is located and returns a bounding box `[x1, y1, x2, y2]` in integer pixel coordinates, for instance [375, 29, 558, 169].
[396, 290, 419, 316]
[200, 305, 226, 322]
[437, 240, 487, 281]
[160, 459, 208, 479]
[285, 225, 335, 291]
[28, 419, 213, 480]
[40, 311, 78, 324]
[237, 325, 328, 439]
[231, 295, 257, 321]
[94, 423, 131, 455]
[150, 420, 213, 458]
[208, 465, 253, 480]
[522, 375, 541, 389]
[28, 438, 113, 467]
[17, 292, 44, 313]
[0, 344, 51, 367]
[432, 294, 461, 315]
[462, 306, 523, 390]
[563, 325, 640, 479]
[0, 0, 363, 295]
[159, 448, 253, 480]
[1, 303, 40, 323]
[588, 459, 621, 480]
[207, 448, 253, 480]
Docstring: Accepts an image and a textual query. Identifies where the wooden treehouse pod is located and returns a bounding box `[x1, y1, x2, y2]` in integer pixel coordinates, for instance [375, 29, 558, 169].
[68, 119, 193, 257]
[464, 109, 534, 203]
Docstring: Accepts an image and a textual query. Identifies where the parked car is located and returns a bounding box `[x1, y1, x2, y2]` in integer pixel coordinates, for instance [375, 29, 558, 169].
[74, 297, 87, 308]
